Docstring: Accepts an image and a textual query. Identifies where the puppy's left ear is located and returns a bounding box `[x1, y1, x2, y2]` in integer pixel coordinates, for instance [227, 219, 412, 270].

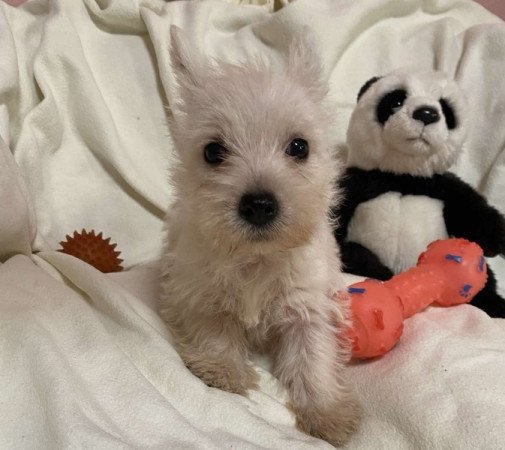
[169, 25, 204, 89]
[287, 32, 327, 101]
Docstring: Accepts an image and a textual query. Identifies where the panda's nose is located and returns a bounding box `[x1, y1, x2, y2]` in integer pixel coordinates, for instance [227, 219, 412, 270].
[412, 106, 440, 126]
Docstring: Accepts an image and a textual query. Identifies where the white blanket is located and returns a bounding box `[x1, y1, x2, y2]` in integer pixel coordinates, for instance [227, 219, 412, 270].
[1, 0, 505, 448]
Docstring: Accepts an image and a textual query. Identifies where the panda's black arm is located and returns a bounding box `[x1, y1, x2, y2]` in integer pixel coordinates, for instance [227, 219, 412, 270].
[340, 241, 394, 280]
[333, 169, 362, 245]
[436, 173, 505, 257]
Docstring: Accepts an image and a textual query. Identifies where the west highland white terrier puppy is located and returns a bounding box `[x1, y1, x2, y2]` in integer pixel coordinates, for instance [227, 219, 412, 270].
[159, 26, 361, 446]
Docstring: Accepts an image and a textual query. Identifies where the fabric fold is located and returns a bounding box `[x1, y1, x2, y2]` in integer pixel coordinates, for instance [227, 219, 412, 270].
[0, 135, 35, 261]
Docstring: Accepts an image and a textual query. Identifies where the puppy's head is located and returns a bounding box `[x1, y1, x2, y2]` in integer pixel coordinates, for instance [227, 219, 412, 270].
[347, 69, 468, 176]
[168, 26, 338, 255]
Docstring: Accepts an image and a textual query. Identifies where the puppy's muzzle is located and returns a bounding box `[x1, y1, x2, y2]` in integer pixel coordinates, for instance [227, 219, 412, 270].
[238, 192, 279, 227]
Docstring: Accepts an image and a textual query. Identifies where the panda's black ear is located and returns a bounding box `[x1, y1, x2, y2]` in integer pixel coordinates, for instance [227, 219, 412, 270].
[357, 76, 382, 102]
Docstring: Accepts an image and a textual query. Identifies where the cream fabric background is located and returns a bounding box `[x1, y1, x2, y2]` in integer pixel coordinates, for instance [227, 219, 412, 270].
[1, 0, 505, 448]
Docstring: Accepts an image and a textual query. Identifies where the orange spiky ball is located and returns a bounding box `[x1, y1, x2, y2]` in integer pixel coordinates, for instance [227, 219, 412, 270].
[59, 229, 123, 273]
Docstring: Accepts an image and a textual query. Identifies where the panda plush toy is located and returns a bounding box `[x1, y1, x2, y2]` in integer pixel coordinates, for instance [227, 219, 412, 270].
[334, 68, 505, 318]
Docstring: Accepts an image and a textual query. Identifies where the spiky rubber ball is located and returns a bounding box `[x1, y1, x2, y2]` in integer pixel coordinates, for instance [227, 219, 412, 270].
[59, 229, 123, 273]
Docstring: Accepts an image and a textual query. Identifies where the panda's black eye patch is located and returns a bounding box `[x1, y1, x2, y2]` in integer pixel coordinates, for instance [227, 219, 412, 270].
[439, 98, 457, 130]
[376, 89, 407, 125]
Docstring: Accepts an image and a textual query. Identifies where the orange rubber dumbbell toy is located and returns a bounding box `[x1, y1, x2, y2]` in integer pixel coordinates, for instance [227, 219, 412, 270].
[346, 238, 488, 359]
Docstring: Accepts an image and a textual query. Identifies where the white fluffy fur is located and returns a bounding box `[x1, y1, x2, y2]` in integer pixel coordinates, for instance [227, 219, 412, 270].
[159, 26, 360, 446]
[347, 193, 448, 273]
[347, 68, 468, 176]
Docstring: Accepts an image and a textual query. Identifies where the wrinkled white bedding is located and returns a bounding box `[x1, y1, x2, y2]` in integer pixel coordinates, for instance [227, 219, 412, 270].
[1, 0, 505, 448]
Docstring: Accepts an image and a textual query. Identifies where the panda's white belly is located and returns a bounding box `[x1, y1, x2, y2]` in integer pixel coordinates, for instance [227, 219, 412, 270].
[346, 192, 448, 274]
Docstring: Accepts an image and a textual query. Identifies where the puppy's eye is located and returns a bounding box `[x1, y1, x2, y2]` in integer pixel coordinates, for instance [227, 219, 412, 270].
[286, 138, 309, 160]
[376, 89, 407, 125]
[439, 98, 457, 130]
[204, 142, 227, 165]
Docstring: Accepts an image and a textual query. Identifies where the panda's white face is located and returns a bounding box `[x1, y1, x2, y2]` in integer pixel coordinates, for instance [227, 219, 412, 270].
[346, 69, 468, 176]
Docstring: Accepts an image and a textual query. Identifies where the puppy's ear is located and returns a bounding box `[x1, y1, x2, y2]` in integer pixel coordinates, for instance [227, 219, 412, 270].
[169, 25, 204, 89]
[357, 76, 381, 102]
[287, 33, 327, 101]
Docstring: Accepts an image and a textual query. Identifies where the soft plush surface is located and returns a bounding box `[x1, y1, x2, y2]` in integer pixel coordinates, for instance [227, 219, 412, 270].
[1, 0, 505, 448]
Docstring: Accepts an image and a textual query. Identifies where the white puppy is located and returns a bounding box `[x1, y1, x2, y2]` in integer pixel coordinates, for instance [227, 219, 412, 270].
[159, 26, 360, 447]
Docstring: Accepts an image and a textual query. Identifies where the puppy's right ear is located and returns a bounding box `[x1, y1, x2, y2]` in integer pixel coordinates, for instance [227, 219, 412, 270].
[357, 76, 381, 102]
[169, 25, 203, 89]
[287, 32, 327, 102]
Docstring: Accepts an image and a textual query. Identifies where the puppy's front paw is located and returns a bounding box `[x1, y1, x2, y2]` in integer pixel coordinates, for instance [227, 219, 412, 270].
[294, 395, 362, 447]
[184, 354, 258, 396]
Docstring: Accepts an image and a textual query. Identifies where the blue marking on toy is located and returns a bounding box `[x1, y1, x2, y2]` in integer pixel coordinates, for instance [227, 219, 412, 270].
[445, 254, 462, 263]
[348, 287, 366, 294]
[459, 284, 472, 298]
[478, 256, 485, 272]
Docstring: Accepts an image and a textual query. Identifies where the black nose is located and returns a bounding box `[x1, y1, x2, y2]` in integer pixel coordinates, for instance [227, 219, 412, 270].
[238, 192, 279, 227]
[412, 106, 440, 125]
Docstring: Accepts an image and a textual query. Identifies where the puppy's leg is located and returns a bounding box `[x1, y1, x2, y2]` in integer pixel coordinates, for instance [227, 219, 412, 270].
[272, 300, 361, 447]
[177, 313, 258, 395]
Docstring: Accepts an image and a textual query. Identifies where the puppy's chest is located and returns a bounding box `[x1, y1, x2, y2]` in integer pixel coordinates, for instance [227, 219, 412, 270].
[347, 192, 448, 273]
[226, 262, 287, 327]
[207, 256, 296, 331]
